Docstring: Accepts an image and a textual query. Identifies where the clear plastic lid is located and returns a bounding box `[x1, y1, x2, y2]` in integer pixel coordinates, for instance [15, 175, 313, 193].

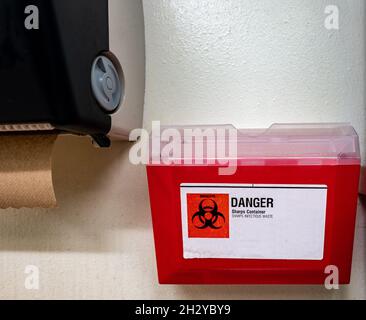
[149, 123, 360, 166]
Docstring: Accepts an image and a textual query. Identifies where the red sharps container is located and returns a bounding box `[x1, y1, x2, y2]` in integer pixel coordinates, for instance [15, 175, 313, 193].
[146, 124, 361, 284]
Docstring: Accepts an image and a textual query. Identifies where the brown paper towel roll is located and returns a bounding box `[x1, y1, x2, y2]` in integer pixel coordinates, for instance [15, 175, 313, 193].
[0, 134, 58, 209]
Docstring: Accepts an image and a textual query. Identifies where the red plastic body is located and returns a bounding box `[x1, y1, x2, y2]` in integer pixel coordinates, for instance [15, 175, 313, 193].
[147, 164, 360, 285]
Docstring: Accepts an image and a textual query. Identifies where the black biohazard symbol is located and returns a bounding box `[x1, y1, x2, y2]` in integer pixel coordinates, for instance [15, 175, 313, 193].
[192, 199, 226, 229]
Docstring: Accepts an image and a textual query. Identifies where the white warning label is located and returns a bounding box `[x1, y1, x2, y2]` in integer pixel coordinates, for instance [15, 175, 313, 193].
[180, 184, 327, 260]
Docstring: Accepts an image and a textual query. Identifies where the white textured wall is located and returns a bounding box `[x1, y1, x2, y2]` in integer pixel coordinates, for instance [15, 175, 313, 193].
[144, 0, 365, 138]
[0, 0, 365, 299]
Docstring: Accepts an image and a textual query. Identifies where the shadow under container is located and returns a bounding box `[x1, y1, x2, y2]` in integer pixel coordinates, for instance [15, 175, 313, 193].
[146, 124, 361, 284]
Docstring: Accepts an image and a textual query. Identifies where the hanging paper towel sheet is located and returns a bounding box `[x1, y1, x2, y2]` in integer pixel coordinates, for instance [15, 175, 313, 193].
[0, 134, 58, 209]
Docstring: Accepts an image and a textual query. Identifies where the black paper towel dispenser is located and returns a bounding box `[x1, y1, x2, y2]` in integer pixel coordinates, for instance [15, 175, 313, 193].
[0, 0, 145, 147]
